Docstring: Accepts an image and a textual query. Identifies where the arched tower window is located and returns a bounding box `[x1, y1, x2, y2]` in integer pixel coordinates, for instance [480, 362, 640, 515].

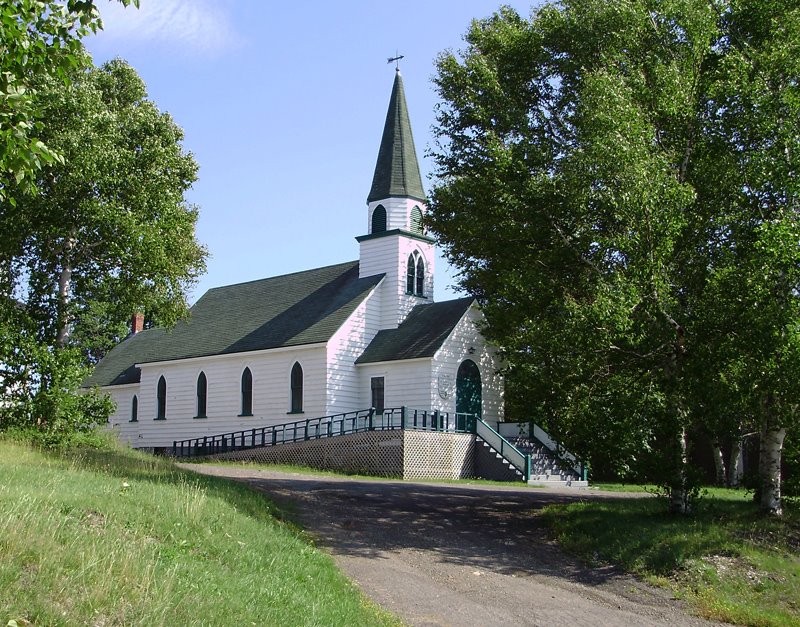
[240, 367, 253, 416]
[371, 205, 387, 234]
[156, 376, 167, 419]
[130, 395, 138, 422]
[410, 206, 423, 234]
[290, 362, 303, 413]
[196, 371, 207, 418]
[406, 251, 425, 297]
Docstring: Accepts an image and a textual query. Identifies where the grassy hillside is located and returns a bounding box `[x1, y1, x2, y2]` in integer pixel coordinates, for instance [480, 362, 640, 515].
[0, 439, 399, 626]
[542, 490, 800, 626]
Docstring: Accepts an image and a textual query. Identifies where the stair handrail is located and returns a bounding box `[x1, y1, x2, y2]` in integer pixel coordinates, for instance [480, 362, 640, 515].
[530, 423, 587, 481]
[475, 417, 531, 481]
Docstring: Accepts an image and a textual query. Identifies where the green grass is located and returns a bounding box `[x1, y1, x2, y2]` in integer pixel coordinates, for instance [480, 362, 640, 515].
[591, 482, 657, 493]
[0, 439, 401, 626]
[540, 491, 800, 626]
[192, 459, 544, 488]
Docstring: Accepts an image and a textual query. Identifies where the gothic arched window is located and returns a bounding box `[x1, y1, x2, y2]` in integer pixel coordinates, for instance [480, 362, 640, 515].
[240, 367, 253, 416]
[156, 376, 167, 419]
[290, 362, 303, 413]
[130, 395, 138, 422]
[406, 251, 425, 297]
[196, 371, 207, 418]
[416, 256, 425, 296]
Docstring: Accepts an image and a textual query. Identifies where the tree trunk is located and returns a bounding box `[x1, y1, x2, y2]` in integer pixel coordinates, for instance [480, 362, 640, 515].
[669, 426, 690, 514]
[711, 437, 727, 486]
[728, 438, 743, 488]
[758, 413, 786, 516]
[55, 238, 75, 348]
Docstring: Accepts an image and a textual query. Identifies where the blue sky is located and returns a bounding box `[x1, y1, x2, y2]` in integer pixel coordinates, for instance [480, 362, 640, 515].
[85, 0, 535, 303]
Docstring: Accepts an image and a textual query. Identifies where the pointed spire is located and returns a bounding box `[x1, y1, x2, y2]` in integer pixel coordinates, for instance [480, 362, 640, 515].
[367, 69, 425, 203]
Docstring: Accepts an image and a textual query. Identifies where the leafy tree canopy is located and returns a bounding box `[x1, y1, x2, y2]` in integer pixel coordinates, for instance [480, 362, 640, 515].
[428, 0, 799, 513]
[0, 52, 206, 438]
[0, 0, 137, 200]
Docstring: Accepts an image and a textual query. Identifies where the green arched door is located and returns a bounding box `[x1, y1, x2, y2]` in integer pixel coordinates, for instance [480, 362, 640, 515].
[456, 359, 482, 431]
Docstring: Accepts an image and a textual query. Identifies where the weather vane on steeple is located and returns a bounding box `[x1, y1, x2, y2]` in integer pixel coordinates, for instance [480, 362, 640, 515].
[387, 52, 404, 70]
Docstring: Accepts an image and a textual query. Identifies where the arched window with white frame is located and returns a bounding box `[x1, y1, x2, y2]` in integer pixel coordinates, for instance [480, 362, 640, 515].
[240, 367, 253, 416]
[196, 371, 207, 418]
[406, 251, 425, 297]
[290, 362, 303, 413]
[156, 376, 167, 419]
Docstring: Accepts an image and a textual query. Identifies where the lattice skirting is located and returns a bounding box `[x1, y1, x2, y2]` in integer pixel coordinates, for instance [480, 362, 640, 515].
[402, 431, 474, 480]
[209, 430, 476, 480]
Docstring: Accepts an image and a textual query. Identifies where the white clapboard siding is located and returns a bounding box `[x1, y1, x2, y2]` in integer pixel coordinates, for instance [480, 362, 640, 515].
[122, 345, 327, 448]
[432, 304, 504, 422]
[357, 359, 433, 411]
[367, 198, 424, 233]
[359, 234, 434, 330]
[325, 285, 382, 415]
[104, 384, 141, 446]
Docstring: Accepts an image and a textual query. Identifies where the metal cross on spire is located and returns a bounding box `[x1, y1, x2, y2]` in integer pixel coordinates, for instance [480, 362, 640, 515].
[387, 52, 404, 70]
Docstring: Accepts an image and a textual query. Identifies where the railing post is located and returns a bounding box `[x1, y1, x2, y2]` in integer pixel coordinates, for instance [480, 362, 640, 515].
[369, 407, 375, 430]
[305, 419, 310, 440]
[525, 454, 532, 482]
[401, 406, 407, 430]
[433, 410, 440, 431]
[172, 441, 177, 456]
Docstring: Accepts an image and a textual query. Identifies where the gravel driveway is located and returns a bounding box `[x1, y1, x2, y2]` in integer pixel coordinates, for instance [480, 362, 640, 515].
[186, 465, 726, 627]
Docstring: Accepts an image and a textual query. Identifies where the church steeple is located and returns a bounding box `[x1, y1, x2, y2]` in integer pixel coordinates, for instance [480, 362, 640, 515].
[367, 69, 425, 203]
[358, 69, 435, 330]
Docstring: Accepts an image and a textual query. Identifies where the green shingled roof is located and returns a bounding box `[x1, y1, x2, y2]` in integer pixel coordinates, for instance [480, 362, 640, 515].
[355, 297, 475, 364]
[84, 261, 384, 387]
[367, 70, 426, 203]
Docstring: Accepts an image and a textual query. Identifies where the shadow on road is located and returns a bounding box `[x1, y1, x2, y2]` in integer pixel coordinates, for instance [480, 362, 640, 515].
[235, 473, 627, 586]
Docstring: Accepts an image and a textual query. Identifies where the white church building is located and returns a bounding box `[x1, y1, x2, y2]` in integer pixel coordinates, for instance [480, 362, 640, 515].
[85, 69, 504, 452]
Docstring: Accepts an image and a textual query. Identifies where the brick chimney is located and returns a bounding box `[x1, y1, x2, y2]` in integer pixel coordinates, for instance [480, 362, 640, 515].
[131, 312, 144, 335]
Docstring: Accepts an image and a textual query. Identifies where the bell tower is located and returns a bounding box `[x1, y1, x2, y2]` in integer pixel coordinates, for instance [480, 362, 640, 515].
[357, 68, 435, 330]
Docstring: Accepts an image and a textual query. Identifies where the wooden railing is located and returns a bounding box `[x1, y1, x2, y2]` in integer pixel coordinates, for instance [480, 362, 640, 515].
[475, 418, 531, 481]
[172, 407, 476, 457]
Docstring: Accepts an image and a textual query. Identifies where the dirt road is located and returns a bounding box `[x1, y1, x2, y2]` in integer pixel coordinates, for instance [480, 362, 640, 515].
[187, 466, 725, 627]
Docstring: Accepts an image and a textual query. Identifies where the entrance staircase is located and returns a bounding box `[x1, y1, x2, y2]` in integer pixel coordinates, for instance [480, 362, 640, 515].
[474, 420, 588, 486]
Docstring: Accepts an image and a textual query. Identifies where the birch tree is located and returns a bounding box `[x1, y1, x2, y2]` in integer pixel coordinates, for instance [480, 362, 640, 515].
[428, 0, 799, 514]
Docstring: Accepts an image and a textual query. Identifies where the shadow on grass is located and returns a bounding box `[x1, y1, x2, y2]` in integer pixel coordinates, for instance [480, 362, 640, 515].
[540, 496, 800, 576]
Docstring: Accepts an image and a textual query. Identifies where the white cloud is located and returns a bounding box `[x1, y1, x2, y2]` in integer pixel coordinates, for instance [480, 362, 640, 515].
[94, 0, 240, 55]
